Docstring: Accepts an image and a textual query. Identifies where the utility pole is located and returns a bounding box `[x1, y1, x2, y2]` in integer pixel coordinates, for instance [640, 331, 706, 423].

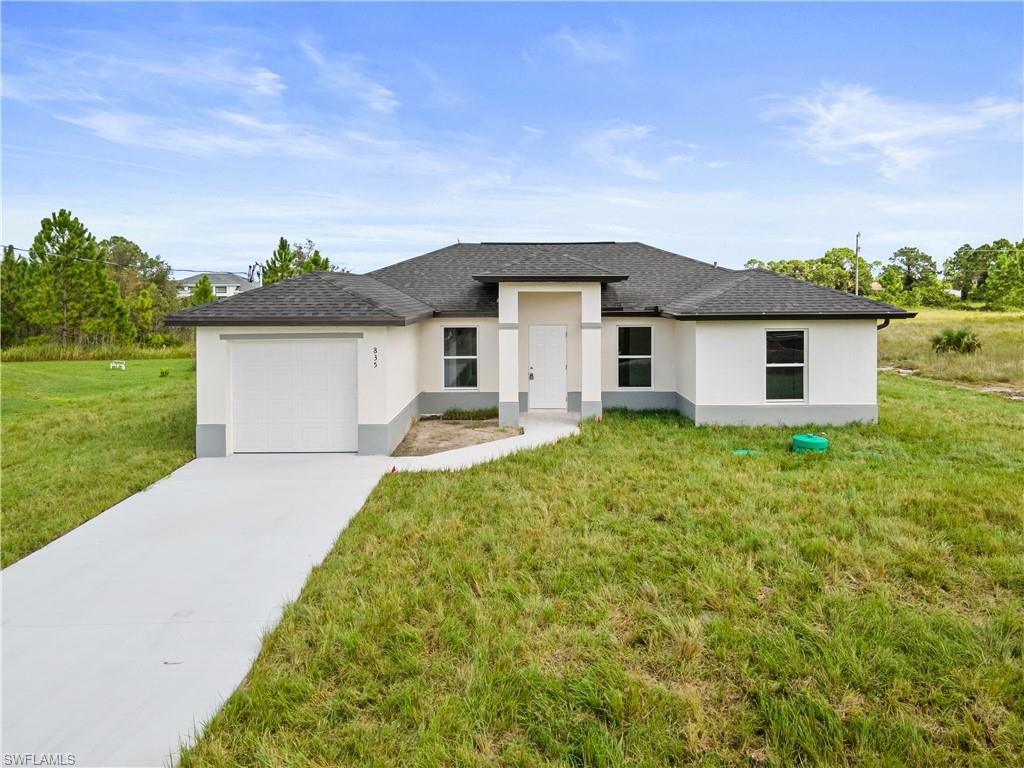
[854, 232, 861, 295]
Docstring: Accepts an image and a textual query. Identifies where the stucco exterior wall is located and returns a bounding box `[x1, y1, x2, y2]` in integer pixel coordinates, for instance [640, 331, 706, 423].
[691, 319, 878, 425]
[599, 317, 678, 393]
[194, 325, 391, 456]
[417, 318, 499, 394]
[517, 292, 582, 392]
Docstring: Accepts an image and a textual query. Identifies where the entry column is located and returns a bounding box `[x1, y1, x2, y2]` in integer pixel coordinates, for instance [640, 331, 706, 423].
[580, 284, 603, 420]
[497, 284, 520, 427]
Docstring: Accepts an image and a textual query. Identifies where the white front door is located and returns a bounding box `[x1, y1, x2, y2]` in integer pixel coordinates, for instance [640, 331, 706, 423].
[528, 325, 567, 409]
[231, 339, 358, 453]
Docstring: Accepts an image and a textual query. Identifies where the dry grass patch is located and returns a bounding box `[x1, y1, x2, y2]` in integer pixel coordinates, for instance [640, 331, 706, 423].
[878, 308, 1023, 387]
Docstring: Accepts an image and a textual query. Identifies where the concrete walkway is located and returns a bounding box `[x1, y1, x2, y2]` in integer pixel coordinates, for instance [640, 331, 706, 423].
[1, 412, 577, 767]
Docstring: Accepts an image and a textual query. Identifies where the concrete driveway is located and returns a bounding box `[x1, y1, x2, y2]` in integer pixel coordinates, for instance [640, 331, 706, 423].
[1, 413, 577, 767]
[2, 453, 392, 767]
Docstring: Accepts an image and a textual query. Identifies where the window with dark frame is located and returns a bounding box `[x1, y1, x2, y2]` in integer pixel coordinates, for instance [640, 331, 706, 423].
[766, 330, 805, 400]
[617, 327, 652, 388]
[443, 327, 478, 388]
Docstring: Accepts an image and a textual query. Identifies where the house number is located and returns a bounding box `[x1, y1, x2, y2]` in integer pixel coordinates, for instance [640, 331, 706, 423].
[372, 346, 379, 368]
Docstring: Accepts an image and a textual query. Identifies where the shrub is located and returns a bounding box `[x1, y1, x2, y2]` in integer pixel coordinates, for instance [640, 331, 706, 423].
[140, 333, 185, 349]
[931, 328, 982, 354]
[159, 367, 170, 378]
[441, 407, 499, 420]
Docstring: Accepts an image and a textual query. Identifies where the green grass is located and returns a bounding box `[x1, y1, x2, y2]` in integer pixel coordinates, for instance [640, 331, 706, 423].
[182, 376, 1024, 767]
[878, 308, 1023, 386]
[1, 359, 196, 566]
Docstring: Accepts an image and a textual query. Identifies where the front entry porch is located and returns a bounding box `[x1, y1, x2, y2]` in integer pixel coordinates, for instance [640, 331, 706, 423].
[495, 281, 603, 427]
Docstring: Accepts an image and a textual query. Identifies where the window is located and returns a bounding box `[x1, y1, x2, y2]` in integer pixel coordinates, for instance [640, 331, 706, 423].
[443, 327, 478, 388]
[766, 330, 805, 401]
[618, 327, 652, 387]
[215, 285, 227, 295]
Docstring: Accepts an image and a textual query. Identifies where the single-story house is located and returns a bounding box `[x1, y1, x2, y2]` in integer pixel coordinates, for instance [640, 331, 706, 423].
[176, 272, 258, 299]
[165, 242, 914, 457]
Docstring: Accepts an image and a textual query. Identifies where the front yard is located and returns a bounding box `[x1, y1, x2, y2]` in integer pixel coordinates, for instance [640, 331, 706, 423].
[1, 359, 195, 566]
[182, 375, 1023, 767]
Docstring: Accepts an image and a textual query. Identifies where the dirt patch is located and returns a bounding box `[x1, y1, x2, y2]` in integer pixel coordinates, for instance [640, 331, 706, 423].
[392, 419, 521, 456]
[959, 383, 1024, 401]
[880, 367, 1024, 401]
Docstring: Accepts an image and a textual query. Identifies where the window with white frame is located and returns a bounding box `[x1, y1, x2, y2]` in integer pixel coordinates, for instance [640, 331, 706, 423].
[215, 285, 227, 295]
[617, 326, 652, 387]
[765, 330, 805, 401]
[443, 327, 478, 388]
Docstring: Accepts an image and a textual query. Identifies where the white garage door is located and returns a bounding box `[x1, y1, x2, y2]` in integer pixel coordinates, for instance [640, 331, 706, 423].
[231, 339, 358, 453]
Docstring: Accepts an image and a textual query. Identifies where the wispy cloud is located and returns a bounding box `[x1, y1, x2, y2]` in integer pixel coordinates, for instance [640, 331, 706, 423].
[575, 122, 700, 180]
[547, 24, 630, 63]
[763, 83, 1022, 179]
[3, 45, 286, 103]
[299, 39, 398, 113]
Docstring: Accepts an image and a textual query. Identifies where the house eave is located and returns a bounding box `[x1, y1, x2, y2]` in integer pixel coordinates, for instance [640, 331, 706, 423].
[472, 274, 629, 284]
[660, 310, 918, 321]
[163, 312, 434, 328]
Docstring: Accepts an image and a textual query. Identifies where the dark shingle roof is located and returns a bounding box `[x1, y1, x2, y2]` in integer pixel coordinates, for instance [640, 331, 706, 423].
[370, 242, 728, 314]
[165, 271, 432, 326]
[165, 242, 914, 325]
[472, 253, 627, 283]
[661, 269, 912, 318]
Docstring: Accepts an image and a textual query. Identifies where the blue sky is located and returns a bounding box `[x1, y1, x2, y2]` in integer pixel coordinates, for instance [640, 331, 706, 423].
[3, 2, 1022, 275]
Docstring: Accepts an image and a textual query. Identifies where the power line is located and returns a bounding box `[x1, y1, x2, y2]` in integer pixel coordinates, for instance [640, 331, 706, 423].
[4, 244, 251, 277]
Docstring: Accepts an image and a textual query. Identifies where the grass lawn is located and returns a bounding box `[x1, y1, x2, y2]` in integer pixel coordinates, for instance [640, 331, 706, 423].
[183, 376, 1023, 767]
[1, 358, 195, 566]
[877, 308, 1023, 387]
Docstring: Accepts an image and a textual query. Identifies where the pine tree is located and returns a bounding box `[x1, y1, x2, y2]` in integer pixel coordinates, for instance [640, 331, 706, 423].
[261, 237, 296, 286]
[1, 245, 33, 346]
[299, 248, 332, 272]
[26, 209, 132, 345]
[190, 275, 216, 305]
[132, 288, 154, 337]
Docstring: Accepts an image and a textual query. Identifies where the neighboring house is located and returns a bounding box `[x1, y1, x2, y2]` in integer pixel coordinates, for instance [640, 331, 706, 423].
[176, 272, 258, 299]
[165, 242, 914, 457]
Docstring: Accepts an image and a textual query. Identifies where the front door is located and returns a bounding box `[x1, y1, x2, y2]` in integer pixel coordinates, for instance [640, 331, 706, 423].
[528, 325, 567, 409]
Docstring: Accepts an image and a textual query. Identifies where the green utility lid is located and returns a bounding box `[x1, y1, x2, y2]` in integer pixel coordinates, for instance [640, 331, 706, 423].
[792, 434, 829, 453]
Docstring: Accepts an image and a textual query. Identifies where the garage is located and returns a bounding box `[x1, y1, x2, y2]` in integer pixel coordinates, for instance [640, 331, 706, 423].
[230, 338, 358, 453]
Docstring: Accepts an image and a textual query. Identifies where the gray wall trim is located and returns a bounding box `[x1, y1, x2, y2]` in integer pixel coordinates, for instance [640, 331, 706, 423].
[581, 322, 602, 330]
[568, 391, 582, 412]
[358, 395, 420, 455]
[357, 425, 390, 456]
[676, 393, 696, 422]
[418, 391, 499, 414]
[601, 390, 680, 410]
[196, 424, 226, 457]
[694, 404, 878, 427]
[581, 400, 603, 420]
[498, 322, 518, 330]
[219, 332, 364, 341]
[499, 401, 520, 427]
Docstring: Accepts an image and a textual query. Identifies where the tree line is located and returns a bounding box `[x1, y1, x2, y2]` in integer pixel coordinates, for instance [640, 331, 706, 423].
[1, 210, 191, 349]
[745, 240, 1024, 310]
[1, 209, 348, 351]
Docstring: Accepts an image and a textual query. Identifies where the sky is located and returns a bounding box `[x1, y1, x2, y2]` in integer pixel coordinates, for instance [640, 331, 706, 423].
[2, 2, 1022, 277]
